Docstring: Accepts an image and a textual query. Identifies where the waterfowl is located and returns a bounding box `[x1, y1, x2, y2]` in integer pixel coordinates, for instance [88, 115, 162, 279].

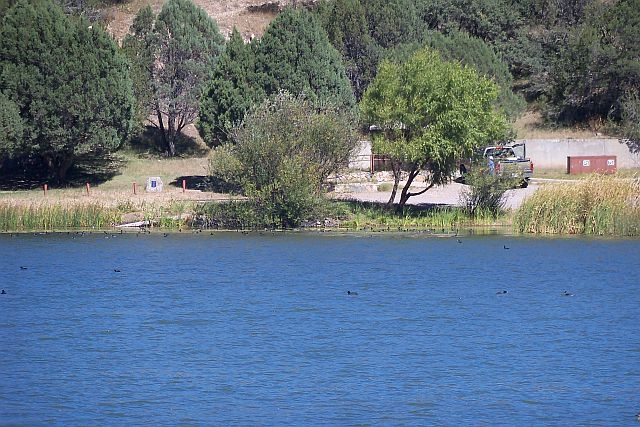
[347, 291, 358, 296]
[1, 289, 6, 294]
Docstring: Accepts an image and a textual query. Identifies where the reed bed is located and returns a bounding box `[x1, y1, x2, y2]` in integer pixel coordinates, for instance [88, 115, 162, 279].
[335, 203, 508, 231]
[0, 199, 197, 232]
[514, 175, 640, 236]
[0, 202, 120, 231]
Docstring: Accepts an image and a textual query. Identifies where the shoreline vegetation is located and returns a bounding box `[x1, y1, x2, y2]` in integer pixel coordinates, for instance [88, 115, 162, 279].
[1, 173, 638, 237]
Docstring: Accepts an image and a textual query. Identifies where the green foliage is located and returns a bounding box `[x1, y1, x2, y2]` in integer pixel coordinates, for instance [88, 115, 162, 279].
[0, 91, 24, 160]
[460, 167, 518, 218]
[229, 92, 358, 228]
[123, 0, 224, 156]
[619, 90, 640, 153]
[417, 0, 522, 42]
[315, 0, 382, 100]
[198, 7, 356, 148]
[422, 29, 526, 119]
[253, 7, 355, 110]
[197, 28, 263, 147]
[208, 143, 243, 185]
[549, 0, 640, 124]
[121, 5, 156, 136]
[364, 0, 424, 49]
[0, 0, 134, 183]
[360, 47, 509, 210]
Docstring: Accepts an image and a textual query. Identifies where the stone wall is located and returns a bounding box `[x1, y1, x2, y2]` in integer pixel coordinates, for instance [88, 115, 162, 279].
[519, 138, 640, 169]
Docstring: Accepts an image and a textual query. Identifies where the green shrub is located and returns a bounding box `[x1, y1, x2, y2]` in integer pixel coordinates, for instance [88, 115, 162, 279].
[460, 169, 520, 218]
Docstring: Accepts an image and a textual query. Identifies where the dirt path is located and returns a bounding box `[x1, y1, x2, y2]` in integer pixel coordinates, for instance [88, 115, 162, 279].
[334, 181, 540, 210]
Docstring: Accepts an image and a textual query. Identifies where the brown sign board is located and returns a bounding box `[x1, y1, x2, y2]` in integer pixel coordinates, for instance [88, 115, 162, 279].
[567, 156, 617, 174]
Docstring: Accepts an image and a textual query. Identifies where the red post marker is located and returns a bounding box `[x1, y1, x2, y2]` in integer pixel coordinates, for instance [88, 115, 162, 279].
[86, 182, 90, 195]
[43, 183, 48, 196]
[182, 179, 186, 193]
[133, 182, 137, 195]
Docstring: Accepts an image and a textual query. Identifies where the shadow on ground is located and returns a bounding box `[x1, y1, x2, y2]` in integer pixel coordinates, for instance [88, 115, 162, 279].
[170, 175, 242, 194]
[127, 126, 209, 157]
[0, 152, 126, 190]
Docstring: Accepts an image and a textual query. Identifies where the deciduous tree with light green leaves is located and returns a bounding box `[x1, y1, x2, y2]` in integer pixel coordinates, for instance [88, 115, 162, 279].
[360, 48, 508, 210]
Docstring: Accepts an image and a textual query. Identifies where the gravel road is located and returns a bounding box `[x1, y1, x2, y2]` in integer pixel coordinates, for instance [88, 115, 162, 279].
[335, 180, 540, 210]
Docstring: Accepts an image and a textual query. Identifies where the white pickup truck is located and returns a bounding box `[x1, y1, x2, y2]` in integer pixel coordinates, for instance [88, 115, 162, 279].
[459, 142, 534, 187]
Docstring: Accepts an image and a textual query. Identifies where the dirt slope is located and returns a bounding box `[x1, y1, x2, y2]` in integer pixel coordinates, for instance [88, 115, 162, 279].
[104, 0, 282, 42]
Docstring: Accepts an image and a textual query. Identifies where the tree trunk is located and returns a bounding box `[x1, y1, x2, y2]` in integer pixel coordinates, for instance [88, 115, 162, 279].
[57, 156, 74, 183]
[386, 159, 402, 206]
[397, 168, 420, 211]
[167, 112, 177, 157]
[156, 108, 171, 156]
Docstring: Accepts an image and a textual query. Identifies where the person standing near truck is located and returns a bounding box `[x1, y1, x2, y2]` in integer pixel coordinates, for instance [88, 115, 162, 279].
[488, 156, 495, 175]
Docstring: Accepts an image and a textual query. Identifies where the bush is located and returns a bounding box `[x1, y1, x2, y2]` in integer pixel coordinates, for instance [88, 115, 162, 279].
[460, 168, 519, 218]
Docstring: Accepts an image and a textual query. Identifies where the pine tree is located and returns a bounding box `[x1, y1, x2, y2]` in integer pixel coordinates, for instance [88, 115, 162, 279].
[123, 0, 224, 156]
[0, 0, 135, 182]
[316, 0, 382, 100]
[197, 28, 263, 147]
[253, 7, 355, 110]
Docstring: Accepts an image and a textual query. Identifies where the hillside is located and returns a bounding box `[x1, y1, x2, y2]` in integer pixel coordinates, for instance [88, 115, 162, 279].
[104, 0, 282, 42]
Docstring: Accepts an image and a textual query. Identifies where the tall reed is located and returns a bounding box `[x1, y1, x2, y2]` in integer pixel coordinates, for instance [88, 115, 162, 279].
[0, 202, 121, 231]
[514, 175, 640, 236]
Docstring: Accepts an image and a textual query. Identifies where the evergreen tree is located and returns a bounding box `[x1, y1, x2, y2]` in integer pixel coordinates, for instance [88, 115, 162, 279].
[549, 0, 640, 124]
[315, 0, 382, 100]
[365, 0, 424, 49]
[0, 0, 134, 182]
[121, 5, 156, 136]
[197, 28, 263, 147]
[0, 91, 24, 163]
[422, 29, 525, 119]
[123, 0, 224, 156]
[253, 7, 355, 110]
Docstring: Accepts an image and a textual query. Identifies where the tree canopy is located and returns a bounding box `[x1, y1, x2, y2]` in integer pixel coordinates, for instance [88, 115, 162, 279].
[123, 0, 224, 156]
[0, 0, 134, 183]
[360, 48, 508, 210]
[197, 28, 263, 147]
[198, 7, 356, 147]
[222, 91, 358, 228]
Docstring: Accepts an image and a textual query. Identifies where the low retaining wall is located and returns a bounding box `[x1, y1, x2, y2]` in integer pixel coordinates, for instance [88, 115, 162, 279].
[348, 139, 640, 171]
[519, 138, 640, 169]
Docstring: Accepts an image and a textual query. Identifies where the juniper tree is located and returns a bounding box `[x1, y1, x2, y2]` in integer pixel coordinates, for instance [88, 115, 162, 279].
[123, 0, 224, 156]
[0, 0, 134, 182]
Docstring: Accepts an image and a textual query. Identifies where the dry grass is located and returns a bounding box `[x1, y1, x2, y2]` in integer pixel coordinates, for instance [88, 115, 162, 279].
[513, 111, 611, 139]
[0, 154, 233, 211]
[514, 174, 640, 235]
[104, 0, 277, 42]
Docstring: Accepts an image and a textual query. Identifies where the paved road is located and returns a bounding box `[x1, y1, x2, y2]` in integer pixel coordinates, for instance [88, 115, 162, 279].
[335, 180, 540, 210]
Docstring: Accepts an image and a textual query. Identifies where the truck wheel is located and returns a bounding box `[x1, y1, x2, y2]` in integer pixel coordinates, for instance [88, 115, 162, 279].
[520, 180, 529, 189]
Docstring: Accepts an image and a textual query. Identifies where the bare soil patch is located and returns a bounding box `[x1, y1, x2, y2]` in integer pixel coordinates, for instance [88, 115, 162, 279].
[104, 0, 279, 42]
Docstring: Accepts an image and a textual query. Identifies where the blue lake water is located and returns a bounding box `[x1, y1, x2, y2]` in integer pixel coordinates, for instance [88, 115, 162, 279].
[0, 231, 639, 426]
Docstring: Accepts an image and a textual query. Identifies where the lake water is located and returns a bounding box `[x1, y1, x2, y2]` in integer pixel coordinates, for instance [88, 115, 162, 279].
[1, 231, 639, 426]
